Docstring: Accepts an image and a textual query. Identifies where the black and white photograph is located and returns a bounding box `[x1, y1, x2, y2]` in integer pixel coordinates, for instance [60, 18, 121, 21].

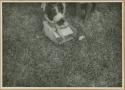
[1, 1, 123, 87]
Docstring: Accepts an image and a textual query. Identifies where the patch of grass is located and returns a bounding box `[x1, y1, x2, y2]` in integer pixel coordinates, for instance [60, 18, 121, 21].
[2, 3, 122, 87]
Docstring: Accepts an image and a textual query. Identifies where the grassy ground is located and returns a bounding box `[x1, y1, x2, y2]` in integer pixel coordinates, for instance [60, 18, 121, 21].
[2, 3, 122, 87]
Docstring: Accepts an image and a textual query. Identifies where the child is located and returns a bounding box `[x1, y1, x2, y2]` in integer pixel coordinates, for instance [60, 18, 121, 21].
[42, 3, 68, 39]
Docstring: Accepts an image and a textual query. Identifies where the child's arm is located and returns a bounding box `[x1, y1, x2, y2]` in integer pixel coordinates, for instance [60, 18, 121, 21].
[62, 3, 66, 16]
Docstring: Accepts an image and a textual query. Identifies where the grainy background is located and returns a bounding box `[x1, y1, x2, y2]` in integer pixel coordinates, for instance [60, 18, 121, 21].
[2, 3, 122, 87]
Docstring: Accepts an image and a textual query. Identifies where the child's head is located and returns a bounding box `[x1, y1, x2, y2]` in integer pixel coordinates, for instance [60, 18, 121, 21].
[43, 3, 65, 23]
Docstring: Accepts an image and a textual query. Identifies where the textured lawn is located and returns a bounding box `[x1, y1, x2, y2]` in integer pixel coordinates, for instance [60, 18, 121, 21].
[2, 3, 122, 87]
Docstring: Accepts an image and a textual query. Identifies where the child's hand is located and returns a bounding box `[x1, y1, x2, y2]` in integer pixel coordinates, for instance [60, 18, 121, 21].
[59, 22, 68, 29]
